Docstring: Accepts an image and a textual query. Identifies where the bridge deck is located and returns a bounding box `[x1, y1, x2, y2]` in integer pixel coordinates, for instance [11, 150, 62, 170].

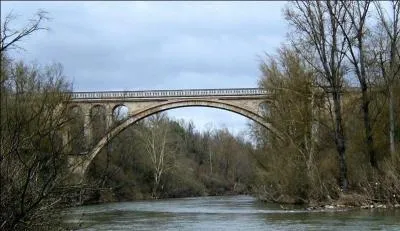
[70, 88, 269, 100]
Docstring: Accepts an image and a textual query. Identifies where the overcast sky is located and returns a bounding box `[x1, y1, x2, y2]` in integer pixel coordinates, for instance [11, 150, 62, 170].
[1, 1, 288, 137]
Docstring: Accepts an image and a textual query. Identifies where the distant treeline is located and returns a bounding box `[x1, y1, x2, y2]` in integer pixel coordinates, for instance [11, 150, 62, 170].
[84, 113, 256, 202]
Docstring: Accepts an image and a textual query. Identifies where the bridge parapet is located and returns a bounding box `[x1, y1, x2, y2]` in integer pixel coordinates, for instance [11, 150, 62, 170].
[70, 88, 269, 100]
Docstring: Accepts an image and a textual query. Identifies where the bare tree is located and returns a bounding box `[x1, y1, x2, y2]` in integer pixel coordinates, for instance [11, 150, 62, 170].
[332, 1, 382, 170]
[135, 113, 177, 198]
[1, 10, 49, 95]
[284, 1, 350, 191]
[0, 10, 76, 230]
[0, 60, 72, 230]
[373, 0, 400, 157]
[1, 10, 49, 53]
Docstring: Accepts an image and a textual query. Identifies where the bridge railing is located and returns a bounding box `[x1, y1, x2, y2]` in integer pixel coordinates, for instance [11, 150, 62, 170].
[70, 88, 269, 99]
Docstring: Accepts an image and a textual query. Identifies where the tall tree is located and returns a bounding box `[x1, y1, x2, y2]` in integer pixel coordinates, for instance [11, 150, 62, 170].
[0, 10, 76, 230]
[335, 1, 381, 170]
[135, 113, 178, 198]
[0, 58, 72, 231]
[255, 46, 335, 202]
[284, 1, 350, 191]
[373, 0, 400, 157]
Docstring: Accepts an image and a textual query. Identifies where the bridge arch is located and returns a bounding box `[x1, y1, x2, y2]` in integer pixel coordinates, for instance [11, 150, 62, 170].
[112, 104, 129, 121]
[73, 99, 281, 178]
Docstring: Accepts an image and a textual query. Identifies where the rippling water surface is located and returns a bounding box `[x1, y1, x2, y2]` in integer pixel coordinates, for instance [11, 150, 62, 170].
[63, 195, 400, 231]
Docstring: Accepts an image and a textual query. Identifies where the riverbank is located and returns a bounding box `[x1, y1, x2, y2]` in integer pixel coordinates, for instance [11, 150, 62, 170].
[305, 201, 400, 211]
[67, 181, 252, 206]
[258, 191, 400, 211]
[62, 184, 400, 211]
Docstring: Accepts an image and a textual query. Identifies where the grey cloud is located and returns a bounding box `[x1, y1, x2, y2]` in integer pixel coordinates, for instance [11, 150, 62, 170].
[1, 1, 288, 136]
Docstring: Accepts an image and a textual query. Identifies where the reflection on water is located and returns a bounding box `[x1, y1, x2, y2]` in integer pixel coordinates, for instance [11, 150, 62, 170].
[63, 195, 400, 231]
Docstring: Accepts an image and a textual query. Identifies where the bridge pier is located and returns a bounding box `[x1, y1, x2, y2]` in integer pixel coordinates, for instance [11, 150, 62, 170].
[83, 113, 92, 149]
[106, 110, 113, 131]
[62, 128, 71, 153]
[67, 155, 88, 185]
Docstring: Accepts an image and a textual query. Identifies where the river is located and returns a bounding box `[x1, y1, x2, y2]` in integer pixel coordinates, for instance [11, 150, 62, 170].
[63, 195, 400, 230]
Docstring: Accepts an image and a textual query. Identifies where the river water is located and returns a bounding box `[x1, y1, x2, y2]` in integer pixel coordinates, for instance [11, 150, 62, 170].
[63, 195, 400, 231]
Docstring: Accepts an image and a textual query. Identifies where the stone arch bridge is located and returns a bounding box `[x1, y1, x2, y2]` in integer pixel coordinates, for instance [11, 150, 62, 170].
[65, 88, 279, 183]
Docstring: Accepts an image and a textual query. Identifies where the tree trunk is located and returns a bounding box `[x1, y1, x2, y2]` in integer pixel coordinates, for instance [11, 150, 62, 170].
[360, 82, 378, 169]
[209, 150, 213, 174]
[332, 91, 348, 191]
[308, 87, 318, 171]
[152, 173, 160, 199]
[389, 85, 396, 157]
